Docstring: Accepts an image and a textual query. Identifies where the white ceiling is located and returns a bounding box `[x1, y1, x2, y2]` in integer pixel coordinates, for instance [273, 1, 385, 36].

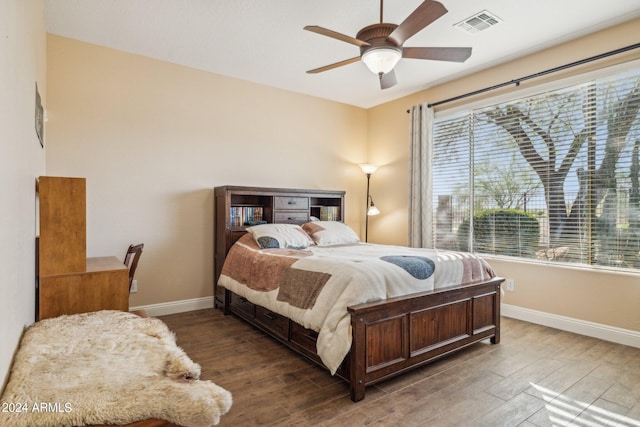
[44, 0, 640, 108]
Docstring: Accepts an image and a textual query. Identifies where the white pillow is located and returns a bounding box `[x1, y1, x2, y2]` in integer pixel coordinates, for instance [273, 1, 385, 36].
[246, 223, 314, 249]
[302, 221, 360, 246]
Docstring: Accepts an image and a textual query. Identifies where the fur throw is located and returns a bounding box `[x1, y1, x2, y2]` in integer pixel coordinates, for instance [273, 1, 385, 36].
[0, 310, 232, 427]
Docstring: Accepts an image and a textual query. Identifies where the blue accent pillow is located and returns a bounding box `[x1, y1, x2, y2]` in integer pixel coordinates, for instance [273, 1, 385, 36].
[256, 236, 280, 249]
[381, 256, 435, 280]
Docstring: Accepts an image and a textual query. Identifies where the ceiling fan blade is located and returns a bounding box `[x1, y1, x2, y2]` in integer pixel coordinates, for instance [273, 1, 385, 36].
[304, 25, 370, 47]
[387, 1, 447, 46]
[379, 70, 397, 90]
[403, 47, 472, 62]
[306, 57, 361, 74]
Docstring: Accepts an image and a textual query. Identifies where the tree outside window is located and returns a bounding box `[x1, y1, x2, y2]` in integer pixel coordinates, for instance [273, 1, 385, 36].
[432, 68, 640, 271]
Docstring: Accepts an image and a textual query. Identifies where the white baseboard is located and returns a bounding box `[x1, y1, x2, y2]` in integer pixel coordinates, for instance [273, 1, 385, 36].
[129, 296, 214, 317]
[501, 303, 640, 349]
[131, 299, 640, 349]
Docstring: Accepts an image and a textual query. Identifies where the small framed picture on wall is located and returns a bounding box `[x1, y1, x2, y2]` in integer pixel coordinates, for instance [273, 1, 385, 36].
[35, 82, 44, 148]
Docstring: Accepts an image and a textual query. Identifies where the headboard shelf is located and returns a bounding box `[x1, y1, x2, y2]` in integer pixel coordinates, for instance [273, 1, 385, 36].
[213, 185, 345, 308]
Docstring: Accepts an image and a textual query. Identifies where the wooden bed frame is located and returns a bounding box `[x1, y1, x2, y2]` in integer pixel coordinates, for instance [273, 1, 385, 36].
[214, 185, 503, 401]
[223, 278, 501, 401]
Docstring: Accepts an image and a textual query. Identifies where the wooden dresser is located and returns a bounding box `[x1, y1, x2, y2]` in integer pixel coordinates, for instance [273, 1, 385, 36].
[36, 176, 129, 321]
[213, 185, 345, 309]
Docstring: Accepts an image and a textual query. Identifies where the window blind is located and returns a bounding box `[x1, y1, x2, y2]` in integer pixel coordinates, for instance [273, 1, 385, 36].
[432, 67, 640, 271]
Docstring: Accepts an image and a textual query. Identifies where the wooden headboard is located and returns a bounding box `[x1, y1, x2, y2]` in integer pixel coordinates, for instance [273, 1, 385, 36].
[213, 185, 345, 308]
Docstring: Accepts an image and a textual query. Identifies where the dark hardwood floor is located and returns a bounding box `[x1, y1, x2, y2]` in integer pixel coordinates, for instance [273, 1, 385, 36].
[159, 309, 640, 426]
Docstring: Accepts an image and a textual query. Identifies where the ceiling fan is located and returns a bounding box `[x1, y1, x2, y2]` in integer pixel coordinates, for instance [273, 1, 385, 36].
[304, 0, 472, 90]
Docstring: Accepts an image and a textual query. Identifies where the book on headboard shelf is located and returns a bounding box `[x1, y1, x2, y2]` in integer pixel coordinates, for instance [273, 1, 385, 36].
[320, 206, 340, 221]
[230, 206, 264, 227]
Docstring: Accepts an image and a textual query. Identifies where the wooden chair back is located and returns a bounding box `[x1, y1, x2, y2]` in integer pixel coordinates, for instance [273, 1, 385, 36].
[124, 243, 144, 291]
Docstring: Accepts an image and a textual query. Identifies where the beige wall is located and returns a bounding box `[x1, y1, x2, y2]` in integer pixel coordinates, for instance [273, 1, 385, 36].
[367, 19, 640, 332]
[44, 20, 639, 336]
[2, 1, 636, 394]
[45, 35, 368, 308]
[0, 0, 47, 385]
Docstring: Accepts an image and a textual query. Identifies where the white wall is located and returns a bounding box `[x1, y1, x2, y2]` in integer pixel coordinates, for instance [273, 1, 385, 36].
[0, 0, 46, 386]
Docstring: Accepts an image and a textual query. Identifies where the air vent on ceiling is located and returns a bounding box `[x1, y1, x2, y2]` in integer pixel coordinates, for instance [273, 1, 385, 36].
[455, 10, 501, 34]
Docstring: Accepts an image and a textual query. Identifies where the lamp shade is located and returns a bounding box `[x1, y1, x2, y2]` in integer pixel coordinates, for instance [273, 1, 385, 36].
[361, 47, 401, 75]
[359, 163, 379, 175]
[367, 204, 380, 216]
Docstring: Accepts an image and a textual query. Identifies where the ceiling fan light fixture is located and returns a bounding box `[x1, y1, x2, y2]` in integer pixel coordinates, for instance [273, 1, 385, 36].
[361, 46, 401, 75]
[304, 0, 471, 90]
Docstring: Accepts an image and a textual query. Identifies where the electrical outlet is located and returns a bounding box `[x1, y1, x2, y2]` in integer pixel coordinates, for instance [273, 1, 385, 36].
[130, 279, 138, 293]
[505, 278, 515, 292]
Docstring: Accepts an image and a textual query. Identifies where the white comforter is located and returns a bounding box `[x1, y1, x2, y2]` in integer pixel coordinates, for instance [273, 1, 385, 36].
[218, 236, 495, 374]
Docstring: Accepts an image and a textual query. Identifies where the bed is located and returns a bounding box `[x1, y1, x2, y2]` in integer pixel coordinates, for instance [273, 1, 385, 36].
[217, 216, 503, 402]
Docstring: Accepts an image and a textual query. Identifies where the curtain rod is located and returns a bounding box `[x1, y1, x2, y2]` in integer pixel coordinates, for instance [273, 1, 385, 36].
[406, 42, 640, 112]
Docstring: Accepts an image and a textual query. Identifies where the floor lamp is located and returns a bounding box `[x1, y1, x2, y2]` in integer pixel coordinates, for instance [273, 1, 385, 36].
[359, 164, 380, 242]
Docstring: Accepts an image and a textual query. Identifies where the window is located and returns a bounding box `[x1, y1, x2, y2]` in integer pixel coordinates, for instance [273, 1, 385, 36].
[432, 67, 640, 271]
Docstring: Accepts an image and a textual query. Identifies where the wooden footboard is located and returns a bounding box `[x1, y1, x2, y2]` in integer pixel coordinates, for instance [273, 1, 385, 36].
[347, 276, 502, 401]
[223, 276, 502, 401]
